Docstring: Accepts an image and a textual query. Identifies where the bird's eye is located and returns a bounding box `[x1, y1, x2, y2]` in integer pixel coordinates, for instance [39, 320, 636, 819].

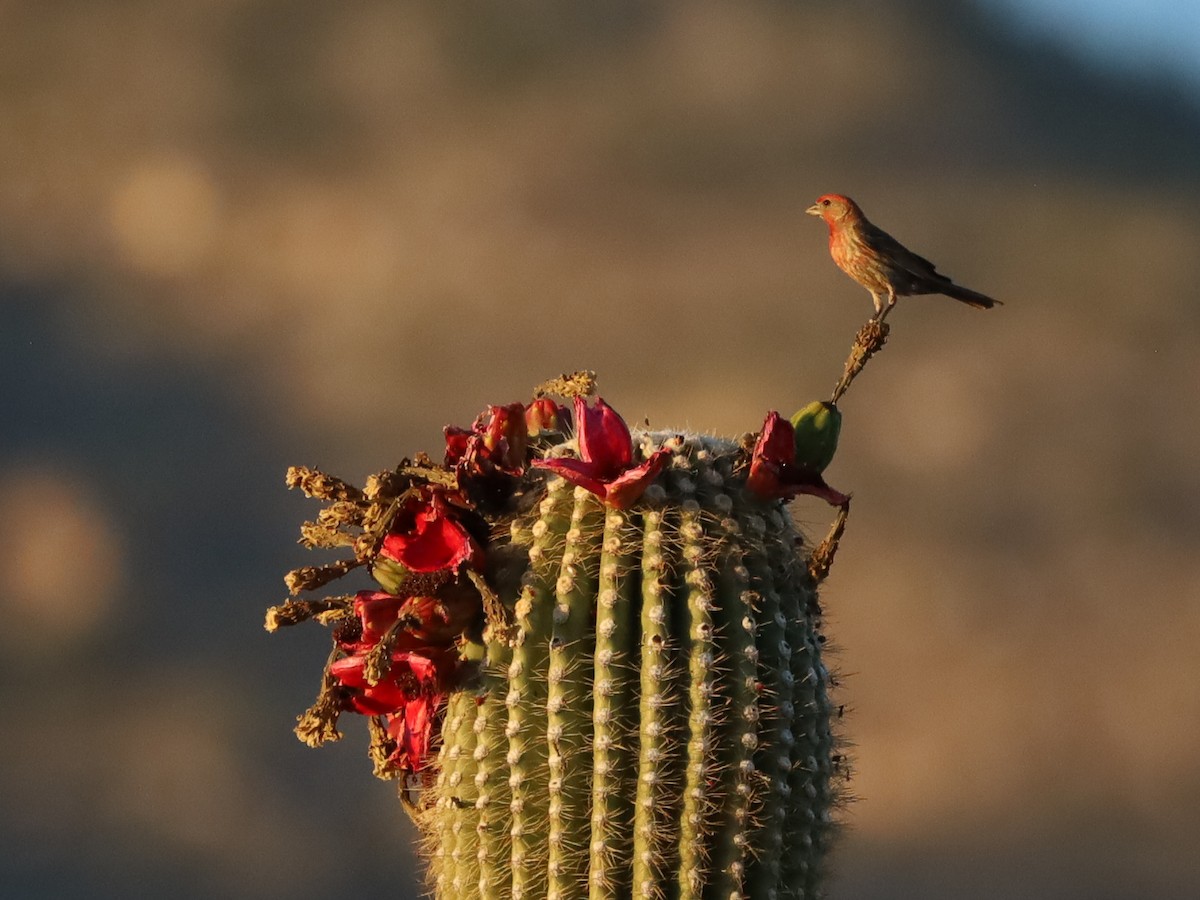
[821, 198, 831, 206]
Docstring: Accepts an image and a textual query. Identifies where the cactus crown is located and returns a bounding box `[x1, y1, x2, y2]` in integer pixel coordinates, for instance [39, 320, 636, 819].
[268, 373, 851, 899]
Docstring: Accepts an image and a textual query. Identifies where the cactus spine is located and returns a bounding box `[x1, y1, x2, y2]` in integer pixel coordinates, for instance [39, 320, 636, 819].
[421, 433, 838, 899]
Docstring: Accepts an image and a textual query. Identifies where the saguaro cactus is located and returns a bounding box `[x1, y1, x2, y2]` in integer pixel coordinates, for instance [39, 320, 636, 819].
[268, 373, 851, 899]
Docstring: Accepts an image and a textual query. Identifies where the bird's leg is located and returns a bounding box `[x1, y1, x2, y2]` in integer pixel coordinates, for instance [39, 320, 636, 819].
[875, 288, 897, 324]
[870, 292, 884, 320]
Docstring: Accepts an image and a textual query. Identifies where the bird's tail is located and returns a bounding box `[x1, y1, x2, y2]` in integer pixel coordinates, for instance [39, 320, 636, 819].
[942, 282, 1001, 310]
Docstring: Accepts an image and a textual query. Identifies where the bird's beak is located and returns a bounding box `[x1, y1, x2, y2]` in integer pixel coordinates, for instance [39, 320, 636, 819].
[805, 204, 822, 217]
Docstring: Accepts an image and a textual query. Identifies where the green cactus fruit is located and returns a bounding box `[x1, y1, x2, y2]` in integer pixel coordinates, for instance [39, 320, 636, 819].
[422, 433, 840, 900]
[790, 401, 842, 473]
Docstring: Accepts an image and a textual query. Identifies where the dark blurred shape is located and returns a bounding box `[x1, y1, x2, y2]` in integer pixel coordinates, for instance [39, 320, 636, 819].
[0, 285, 423, 898]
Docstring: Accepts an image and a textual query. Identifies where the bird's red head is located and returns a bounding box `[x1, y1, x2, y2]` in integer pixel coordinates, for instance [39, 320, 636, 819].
[805, 194, 862, 227]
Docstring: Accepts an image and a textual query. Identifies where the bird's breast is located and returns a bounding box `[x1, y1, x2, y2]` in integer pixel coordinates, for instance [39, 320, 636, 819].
[830, 228, 890, 292]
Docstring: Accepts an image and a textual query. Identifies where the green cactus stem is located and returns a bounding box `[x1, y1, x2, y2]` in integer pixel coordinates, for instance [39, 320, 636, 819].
[632, 501, 684, 898]
[546, 490, 604, 898]
[471, 635, 511, 899]
[504, 479, 574, 900]
[588, 504, 640, 897]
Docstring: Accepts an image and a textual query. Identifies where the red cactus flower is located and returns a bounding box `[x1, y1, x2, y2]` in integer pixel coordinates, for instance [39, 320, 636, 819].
[445, 402, 528, 479]
[532, 396, 669, 509]
[329, 650, 452, 771]
[381, 489, 481, 573]
[746, 411, 848, 506]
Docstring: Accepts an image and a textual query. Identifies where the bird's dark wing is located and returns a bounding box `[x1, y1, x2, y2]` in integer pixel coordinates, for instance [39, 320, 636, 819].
[860, 220, 958, 294]
[861, 220, 998, 308]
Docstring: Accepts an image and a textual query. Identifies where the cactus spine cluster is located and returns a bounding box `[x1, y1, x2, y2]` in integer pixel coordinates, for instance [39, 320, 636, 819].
[424, 432, 838, 899]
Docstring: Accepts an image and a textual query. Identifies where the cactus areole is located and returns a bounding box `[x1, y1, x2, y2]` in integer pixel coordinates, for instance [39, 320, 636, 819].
[268, 372, 849, 899]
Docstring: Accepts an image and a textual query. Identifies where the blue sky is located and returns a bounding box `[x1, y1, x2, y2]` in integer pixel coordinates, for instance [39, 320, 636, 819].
[989, 0, 1200, 86]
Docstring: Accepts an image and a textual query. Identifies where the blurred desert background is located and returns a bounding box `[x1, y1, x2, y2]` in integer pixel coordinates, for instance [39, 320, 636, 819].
[3, 1, 1199, 897]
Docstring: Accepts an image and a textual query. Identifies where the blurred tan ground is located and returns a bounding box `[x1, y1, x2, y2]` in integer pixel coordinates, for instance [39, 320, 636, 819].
[2, 2, 1199, 898]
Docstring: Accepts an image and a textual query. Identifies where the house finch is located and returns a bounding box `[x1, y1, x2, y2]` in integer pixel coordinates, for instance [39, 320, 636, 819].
[806, 194, 1000, 318]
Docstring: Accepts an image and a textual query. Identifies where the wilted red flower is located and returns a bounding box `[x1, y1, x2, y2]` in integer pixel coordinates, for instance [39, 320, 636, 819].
[328, 586, 477, 773]
[445, 403, 528, 479]
[380, 489, 481, 573]
[342, 590, 479, 655]
[384, 690, 440, 773]
[532, 396, 668, 508]
[746, 411, 849, 506]
[329, 650, 452, 771]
